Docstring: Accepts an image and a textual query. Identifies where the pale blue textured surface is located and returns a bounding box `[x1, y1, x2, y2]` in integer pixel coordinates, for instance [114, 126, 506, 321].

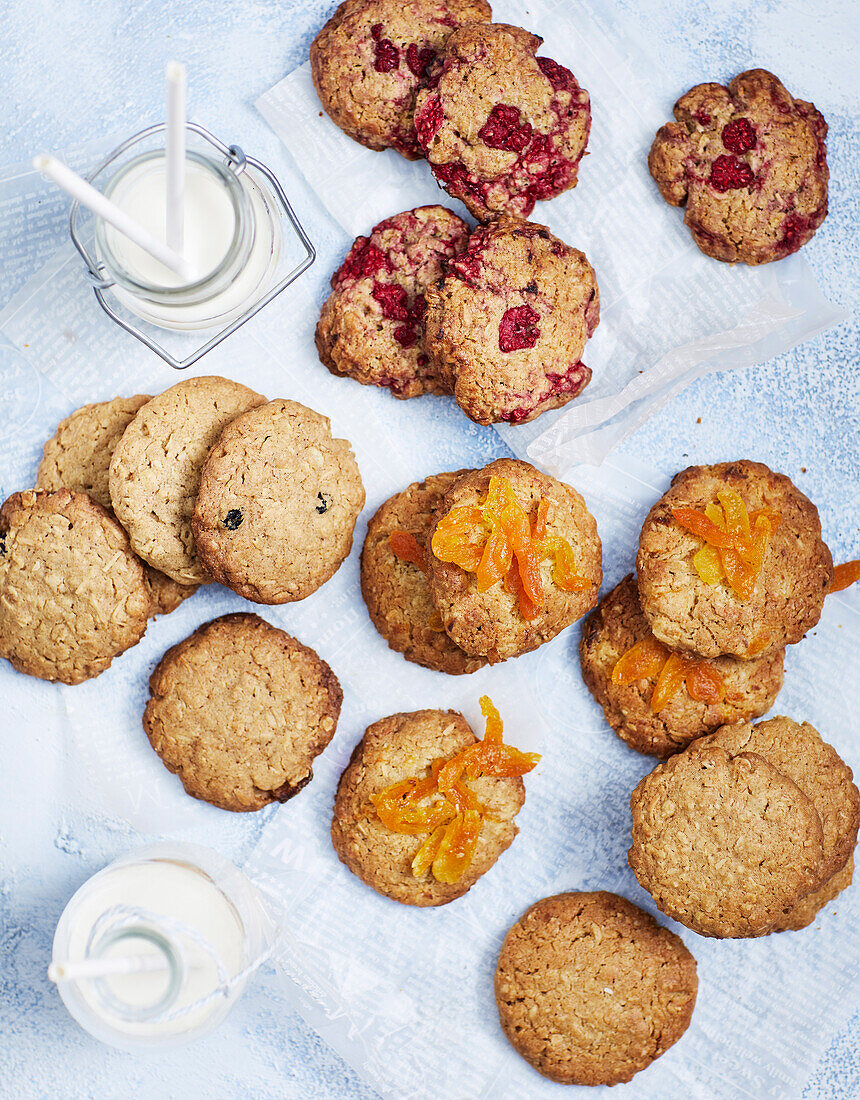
[0, 1, 857, 1097]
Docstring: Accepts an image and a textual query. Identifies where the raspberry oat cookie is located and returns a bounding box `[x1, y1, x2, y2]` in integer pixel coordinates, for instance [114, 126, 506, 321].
[316, 206, 470, 399]
[580, 574, 784, 758]
[37, 396, 199, 617]
[332, 707, 529, 905]
[427, 459, 601, 662]
[636, 461, 833, 660]
[144, 613, 342, 811]
[424, 217, 599, 425]
[414, 23, 591, 219]
[109, 377, 265, 586]
[495, 892, 698, 1086]
[360, 472, 486, 674]
[0, 490, 150, 684]
[649, 69, 829, 264]
[310, 0, 492, 159]
[192, 400, 365, 604]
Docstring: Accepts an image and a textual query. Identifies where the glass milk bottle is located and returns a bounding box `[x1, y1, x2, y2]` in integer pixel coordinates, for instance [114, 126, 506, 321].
[93, 146, 281, 331]
[50, 843, 276, 1050]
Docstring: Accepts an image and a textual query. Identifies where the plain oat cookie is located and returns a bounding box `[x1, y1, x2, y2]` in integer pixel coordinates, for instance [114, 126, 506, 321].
[495, 891, 698, 1086]
[192, 400, 365, 604]
[331, 709, 524, 905]
[109, 376, 266, 585]
[0, 489, 150, 684]
[144, 613, 342, 811]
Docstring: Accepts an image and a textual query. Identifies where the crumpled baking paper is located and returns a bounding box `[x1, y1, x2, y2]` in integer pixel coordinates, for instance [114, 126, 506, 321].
[256, 0, 842, 475]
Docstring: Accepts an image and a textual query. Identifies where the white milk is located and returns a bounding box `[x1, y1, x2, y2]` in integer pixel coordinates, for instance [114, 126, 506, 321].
[51, 844, 274, 1049]
[96, 152, 281, 331]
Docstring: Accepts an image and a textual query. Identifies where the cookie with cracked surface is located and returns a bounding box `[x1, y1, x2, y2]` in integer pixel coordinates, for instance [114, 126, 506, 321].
[316, 206, 470, 399]
[579, 574, 784, 758]
[37, 396, 199, 617]
[360, 471, 487, 674]
[648, 68, 828, 264]
[636, 460, 833, 660]
[774, 853, 854, 933]
[698, 716, 859, 888]
[0, 489, 150, 684]
[331, 709, 524, 905]
[109, 377, 266, 586]
[413, 22, 591, 219]
[424, 217, 598, 424]
[192, 400, 365, 604]
[310, 0, 492, 159]
[495, 891, 698, 1086]
[426, 458, 601, 661]
[144, 613, 342, 811]
[628, 740, 825, 937]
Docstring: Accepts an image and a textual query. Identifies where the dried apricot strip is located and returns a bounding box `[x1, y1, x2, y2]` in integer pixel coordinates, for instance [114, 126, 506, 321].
[693, 545, 724, 585]
[389, 530, 426, 572]
[672, 507, 737, 548]
[684, 660, 724, 704]
[431, 506, 488, 573]
[432, 810, 482, 884]
[480, 695, 504, 742]
[650, 654, 690, 712]
[411, 824, 446, 878]
[538, 536, 590, 592]
[828, 560, 860, 594]
[612, 636, 670, 684]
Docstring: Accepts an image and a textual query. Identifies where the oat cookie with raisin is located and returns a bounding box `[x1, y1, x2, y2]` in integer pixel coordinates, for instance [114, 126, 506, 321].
[316, 206, 470, 399]
[424, 217, 598, 425]
[310, 0, 492, 159]
[495, 891, 698, 1085]
[637, 461, 832, 660]
[580, 574, 784, 758]
[649, 69, 829, 264]
[37, 396, 199, 617]
[360, 471, 486, 674]
[0, 489, 150, 684]
[414, 22, 591, 219]
[192, 400, 365, 604]
[426, 458, 601, 661]
[331, 709, 524, 905]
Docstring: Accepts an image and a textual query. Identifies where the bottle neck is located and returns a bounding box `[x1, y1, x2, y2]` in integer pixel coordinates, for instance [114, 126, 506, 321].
[87, 925, 185, 1025]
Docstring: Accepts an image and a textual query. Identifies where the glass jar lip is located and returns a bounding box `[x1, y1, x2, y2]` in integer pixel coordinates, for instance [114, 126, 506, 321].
[94, 149, 253, 302]
[90, 926, 185, 1023]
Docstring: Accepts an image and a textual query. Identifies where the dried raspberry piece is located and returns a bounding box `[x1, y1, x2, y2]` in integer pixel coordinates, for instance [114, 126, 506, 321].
[373, 33, 399, 73]
[709, 154, 755, 192]
[372, 282, 410, 321]
[417, 353, 430, 367]
[526, 159, 573, 202]
[406, 43, 436, 79]
[432, 161, 489, 203]
[414, 95, 443, 146]
[498, 305, 541, 353]
[478, 105, 533, 153]
[393, 325, 419, 348]
[409, 293, 427, 322]
[692, 109, 712, 126]
[537, 56, 576, 93]
[336, 241, 392, 283]
[722, 117, 756, 154]
[780, 212, 812, 254]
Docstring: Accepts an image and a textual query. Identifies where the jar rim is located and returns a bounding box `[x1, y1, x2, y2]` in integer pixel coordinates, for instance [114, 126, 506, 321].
[94, 149, 254, 304]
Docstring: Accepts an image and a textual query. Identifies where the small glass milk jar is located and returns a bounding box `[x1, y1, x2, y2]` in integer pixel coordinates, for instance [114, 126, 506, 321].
[50, 842, 277, 1050]
[69, 122, 314, 369]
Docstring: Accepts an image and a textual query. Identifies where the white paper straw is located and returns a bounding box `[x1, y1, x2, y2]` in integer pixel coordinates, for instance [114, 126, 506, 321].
[48, 954, 170, 984]
[33, 154, 196, 283]
[165, 61, 186, 254]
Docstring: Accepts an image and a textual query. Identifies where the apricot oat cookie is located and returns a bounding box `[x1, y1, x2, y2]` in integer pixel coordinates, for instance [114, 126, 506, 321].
[316, 206, 470, 399]
[331, 709, 524, 905]
[698, 717, 860, 888]
[0, 490, 150, 685]
[36, 396, 199, 617]
[427, 458, 601, 662]
[109, 376, 266, 586]
[414, 22, 591, 219]
[360, 471, 486, 674]
[495, 891, 698, 1086]
[636, 460, 833, 660]
[649, 68, 829, 264]
[144, 613, 342, 812]
[310, 0, 492, 159]
[628, 740, 825, 938]
[192, 400, 365, 604]
[579, 574, 784, 758]
[424, 217, 599, 425]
